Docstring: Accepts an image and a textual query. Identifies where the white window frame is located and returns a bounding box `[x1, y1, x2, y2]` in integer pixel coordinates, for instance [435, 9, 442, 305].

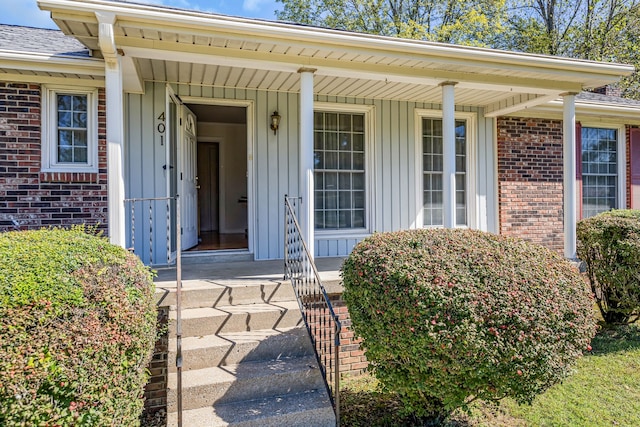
[313, 102, 375, 239]
[579, 122, 627, 217]
[41, 85, 99, 173]
[415, 109, 477, 229]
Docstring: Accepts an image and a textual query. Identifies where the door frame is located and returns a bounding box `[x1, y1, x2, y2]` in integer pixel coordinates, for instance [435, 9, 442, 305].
[180, 96, 255, 255]
[165, 85, 181, 261]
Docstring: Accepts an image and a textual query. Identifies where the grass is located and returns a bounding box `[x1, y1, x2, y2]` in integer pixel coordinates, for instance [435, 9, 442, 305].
[340, 324, 640, 427]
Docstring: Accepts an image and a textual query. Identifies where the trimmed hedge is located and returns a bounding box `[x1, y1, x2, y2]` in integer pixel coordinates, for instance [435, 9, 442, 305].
[577, 209, 640, 324]
[342, 228, 596, 417]
[0, 227, 157, 426]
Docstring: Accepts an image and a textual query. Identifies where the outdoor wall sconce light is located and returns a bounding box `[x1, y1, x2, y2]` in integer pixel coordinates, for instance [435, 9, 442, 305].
[270, 111, 281, 135]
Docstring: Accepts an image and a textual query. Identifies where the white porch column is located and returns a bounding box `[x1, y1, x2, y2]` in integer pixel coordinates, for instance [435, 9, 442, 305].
[299, 68, 316, 259]
[98, 13, 126, 247]
[563, 93, 577, 259]
[441, 82, 457, 228]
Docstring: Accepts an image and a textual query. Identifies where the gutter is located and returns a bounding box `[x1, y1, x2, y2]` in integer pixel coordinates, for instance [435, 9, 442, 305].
[0, 49, 105, 74]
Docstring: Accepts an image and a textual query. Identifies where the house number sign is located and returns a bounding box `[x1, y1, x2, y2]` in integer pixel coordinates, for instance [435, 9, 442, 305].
[157, 112, 166, 145]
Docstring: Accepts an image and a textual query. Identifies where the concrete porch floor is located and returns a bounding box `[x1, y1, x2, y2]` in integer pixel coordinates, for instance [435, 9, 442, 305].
[153, 256, 345, 306]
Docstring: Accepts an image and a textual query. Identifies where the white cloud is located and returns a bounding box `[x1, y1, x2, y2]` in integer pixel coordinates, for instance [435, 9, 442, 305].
[243, 0, 266, 12]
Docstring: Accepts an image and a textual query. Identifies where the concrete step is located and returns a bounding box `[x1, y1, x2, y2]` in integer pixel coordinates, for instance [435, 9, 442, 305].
[166, 389, 335, 427]
[168, 325, 313, 371]
[169, 300, 302, 337]
[155, 280, 295, 309]
[167, 355, 325, 412]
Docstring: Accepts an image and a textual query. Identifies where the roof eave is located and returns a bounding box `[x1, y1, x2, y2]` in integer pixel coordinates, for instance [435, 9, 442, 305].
[37, 0, 635, 82]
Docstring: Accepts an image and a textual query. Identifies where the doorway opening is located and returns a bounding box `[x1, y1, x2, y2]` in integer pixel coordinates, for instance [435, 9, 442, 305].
[185, 103, 248, 251]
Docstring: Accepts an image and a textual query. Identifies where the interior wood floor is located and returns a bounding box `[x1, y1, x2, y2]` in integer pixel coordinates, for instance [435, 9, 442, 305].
[188, 231, 248, 251]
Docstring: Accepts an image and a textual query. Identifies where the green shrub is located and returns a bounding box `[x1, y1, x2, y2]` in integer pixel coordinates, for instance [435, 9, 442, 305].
[577, 209, 640, 324]
[0, 227, 156, 426]
[342, 228, 596, 418]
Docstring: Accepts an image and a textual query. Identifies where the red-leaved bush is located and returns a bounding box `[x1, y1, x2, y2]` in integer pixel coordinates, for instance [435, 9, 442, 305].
[342, 228, 596, 417]
[0, 227, 156, 426]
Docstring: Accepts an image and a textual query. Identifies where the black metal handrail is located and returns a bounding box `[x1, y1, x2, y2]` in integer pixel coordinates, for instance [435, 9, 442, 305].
[284, 195, 341, 426]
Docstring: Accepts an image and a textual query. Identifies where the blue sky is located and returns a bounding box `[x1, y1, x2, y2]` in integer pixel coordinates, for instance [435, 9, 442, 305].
[0, 0, 283, 29]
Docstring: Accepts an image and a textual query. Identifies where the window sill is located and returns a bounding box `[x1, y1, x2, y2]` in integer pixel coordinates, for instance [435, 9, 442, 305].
[40, 171, 99, 183]
[315, 230, 371, 240]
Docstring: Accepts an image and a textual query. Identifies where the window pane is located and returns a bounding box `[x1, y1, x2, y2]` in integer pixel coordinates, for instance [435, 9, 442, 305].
[353, 115, 364, 132]
[58, 130, 72, 147]
[73, 112, 87, 128]
[352, 173, 365, 190]
[315, 210, 325, 228]
[315, 173, 324, 190]
[58, 111, 71, 128]
[326, 191, 337, 209]
[581, 127, 617, 218]
[338, 172, 351, 189]
[73, 130, 87, 148]
[314, 112, 366, 229]
[339, 191, 351, 209]
[314, 112, 323, 130]
[315, 191, 325, 209]
[325, 211, 338, 228]
[325, 152, 338, 169]
[326, 133, 338, 150]
[72, 95, 87, 111]
[57, 94, 71, 111]
[74, 147, 87, 163]
[338, 210, 351, 228]
[339, 114, 351, 132]
[353, 133, 364, 151]
[353, 191, 365, 209]
[339, 133, 351, 151]
[314, 132, 324, 150]
[58, 146, 72, 162]
[352, 210, 365, 227]
[339, 152, 351, 170]
[325, 113, 338, 131]
[325, 173, 337, 190]
[353, 153, 364, 170]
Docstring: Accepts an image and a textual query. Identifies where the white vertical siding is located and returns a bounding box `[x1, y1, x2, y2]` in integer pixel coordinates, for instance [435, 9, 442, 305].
[124, 82, 496, 262]
[477, 110, 498, 233]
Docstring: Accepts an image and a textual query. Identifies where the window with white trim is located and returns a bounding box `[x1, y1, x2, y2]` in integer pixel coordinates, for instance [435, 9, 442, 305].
[581, 126, 618, 218]
[42, 86, 98, 173]
[422, 118, 467, 226]
[314, 111, 366, 230]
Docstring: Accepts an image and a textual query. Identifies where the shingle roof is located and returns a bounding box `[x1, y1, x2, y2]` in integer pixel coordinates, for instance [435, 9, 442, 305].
[0, 24, 90, 57]
[577, 91, 640, 107]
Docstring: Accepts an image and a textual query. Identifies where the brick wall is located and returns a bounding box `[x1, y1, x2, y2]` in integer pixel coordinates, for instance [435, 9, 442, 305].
[144, 306, 168, 414]
[497, 117, 564, 253]
[0, 82, 108, 232]
[332, 296, 368, 377]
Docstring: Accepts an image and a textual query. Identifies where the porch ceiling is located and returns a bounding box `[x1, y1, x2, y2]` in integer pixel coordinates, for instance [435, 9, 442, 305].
[38, 0, 634, 113]
[133, 58, 522, 106]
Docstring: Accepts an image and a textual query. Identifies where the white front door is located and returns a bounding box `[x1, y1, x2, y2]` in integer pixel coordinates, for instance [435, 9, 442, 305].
[181, 105, 198, 250]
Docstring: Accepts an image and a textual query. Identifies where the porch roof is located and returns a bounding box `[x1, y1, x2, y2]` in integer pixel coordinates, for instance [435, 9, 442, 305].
[0, 24, 104, 86]
[37, 0, 635, 114]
